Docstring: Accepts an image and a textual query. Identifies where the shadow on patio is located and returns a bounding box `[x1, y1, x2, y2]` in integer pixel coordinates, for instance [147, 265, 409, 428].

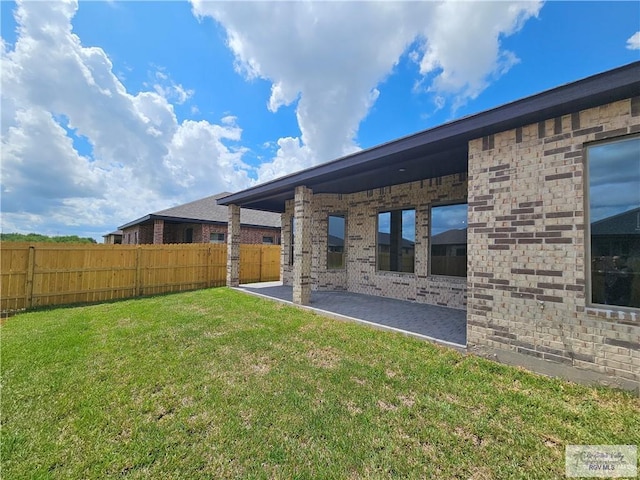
[235, 282, 467, 349]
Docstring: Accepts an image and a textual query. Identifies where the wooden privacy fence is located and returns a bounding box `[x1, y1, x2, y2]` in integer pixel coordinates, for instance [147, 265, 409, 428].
[430, 256, 467, 278]
[239, 244, 281, 284]
[1, 243, 281, 314]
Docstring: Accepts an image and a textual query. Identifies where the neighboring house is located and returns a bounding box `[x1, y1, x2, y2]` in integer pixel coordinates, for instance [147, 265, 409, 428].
[431, 229, 467, 278]
[102, 230, 123, 244]
[220, 62, 640, 391]
[119, 192, 281, 245]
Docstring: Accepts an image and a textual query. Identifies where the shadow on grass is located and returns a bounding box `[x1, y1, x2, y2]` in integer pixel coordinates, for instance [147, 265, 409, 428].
[1, 285, 228, 320]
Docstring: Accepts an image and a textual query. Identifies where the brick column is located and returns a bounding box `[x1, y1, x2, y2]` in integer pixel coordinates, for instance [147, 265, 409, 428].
[153, 219, 164, 244]
[293, 186, 312, 305]
[226, 204, 241, 287]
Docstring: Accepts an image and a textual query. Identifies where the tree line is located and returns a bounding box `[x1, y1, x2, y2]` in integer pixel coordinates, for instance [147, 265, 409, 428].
[0, 233, 97, 244]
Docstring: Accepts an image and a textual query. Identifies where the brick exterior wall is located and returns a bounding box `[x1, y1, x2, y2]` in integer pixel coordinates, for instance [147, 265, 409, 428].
[120, 224, 154, 245]
[239, 226, 280, 245]
[121, 222, 280, 245]
[467, 98, 640, 390]
[282, 173, 468, 309]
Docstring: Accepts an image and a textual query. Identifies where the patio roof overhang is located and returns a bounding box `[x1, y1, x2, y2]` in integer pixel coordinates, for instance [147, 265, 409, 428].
[219, 62, 640, 213]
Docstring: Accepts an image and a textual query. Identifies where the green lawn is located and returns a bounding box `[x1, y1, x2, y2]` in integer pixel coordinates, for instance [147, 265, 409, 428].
[2, 289, 638, 479]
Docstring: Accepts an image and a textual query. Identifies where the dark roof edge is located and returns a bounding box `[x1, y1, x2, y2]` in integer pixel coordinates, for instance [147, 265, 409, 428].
[119, 214, 218, 229]
[219, 61, 640, 207]
[119, 214, 280, 230]
[118, 215, 152, 230]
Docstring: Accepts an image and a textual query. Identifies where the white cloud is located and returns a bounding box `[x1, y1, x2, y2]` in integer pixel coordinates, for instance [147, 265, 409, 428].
[1, 108, 102, 213]
[151, 68, 194, 105]
[191, 0, 542, 177]
[1, 0, 544, 239]
[164, 119, 250, 192]
[626, 31, 640, 50]
[256, 136, 314, 183]
[191, 1, 425, 170]
[1, 0, 253, 238]
[417, 1, 540, 101]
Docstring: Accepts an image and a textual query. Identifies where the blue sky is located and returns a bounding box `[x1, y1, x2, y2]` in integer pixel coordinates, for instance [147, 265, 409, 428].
[1, 1, 639, 241]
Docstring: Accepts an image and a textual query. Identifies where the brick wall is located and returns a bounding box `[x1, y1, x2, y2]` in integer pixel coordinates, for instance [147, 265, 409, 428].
[239, 226, 281, 245]
[283, 173, 468, 309]
[467, 98, 639, 390]
[203, 224, 228, 243]
[121, 224, 153, 244]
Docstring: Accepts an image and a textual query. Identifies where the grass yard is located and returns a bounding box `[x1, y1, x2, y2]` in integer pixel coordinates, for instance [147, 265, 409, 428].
[1, 288, 638, 479]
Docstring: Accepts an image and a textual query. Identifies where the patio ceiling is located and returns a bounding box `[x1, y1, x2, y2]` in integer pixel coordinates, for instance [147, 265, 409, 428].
[219, 62, 640, 213]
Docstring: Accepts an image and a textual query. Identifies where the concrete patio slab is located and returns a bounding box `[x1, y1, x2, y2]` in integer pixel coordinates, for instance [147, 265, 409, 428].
[235, 282, 467, 349]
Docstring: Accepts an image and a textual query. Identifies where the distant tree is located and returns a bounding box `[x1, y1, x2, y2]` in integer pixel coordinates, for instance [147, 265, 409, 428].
[0, 233, 97, 244]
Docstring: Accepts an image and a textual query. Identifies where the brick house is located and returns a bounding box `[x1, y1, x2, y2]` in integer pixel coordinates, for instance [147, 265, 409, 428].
[102, 230, 123, 244]
[220, 63, 640, 391]
[119, 192, 281, 245]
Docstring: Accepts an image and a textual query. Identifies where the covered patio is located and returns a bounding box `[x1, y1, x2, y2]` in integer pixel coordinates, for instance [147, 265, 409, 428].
[218, 63, 640, 391]
[236, 282, 467, 349]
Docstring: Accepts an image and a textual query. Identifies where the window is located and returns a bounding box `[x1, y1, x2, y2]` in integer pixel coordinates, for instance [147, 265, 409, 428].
[262, 236, 274, 244]
[430, 203, 468, 277]
[185, 228, 193, 243]
[289, 217, 295, 266]
[327, 214, 346, 269]
[210, 232, 225, 243]
[377, 209, 415, 273]
[588, 136, 640, 309]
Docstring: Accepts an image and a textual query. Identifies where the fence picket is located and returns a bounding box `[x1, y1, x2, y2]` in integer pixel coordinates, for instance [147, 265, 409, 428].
[25, 245, 35, 309]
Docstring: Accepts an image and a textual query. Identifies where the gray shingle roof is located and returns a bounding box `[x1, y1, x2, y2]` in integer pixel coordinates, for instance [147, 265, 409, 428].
[591, 207, 640, 236]
[119, 192, 281, 229]
[377, 232, 415, 249]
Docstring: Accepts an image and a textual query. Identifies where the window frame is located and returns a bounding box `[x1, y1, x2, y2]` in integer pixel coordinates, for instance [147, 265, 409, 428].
[327, 213, 346, 270]
[289, 216, 295, 266]
[376, 207, 416, 274]
[185, 227, 194, 243]
[429, 201, 468, 278]
[584, 133, 640, 311]
[210, 232, 225, 244]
